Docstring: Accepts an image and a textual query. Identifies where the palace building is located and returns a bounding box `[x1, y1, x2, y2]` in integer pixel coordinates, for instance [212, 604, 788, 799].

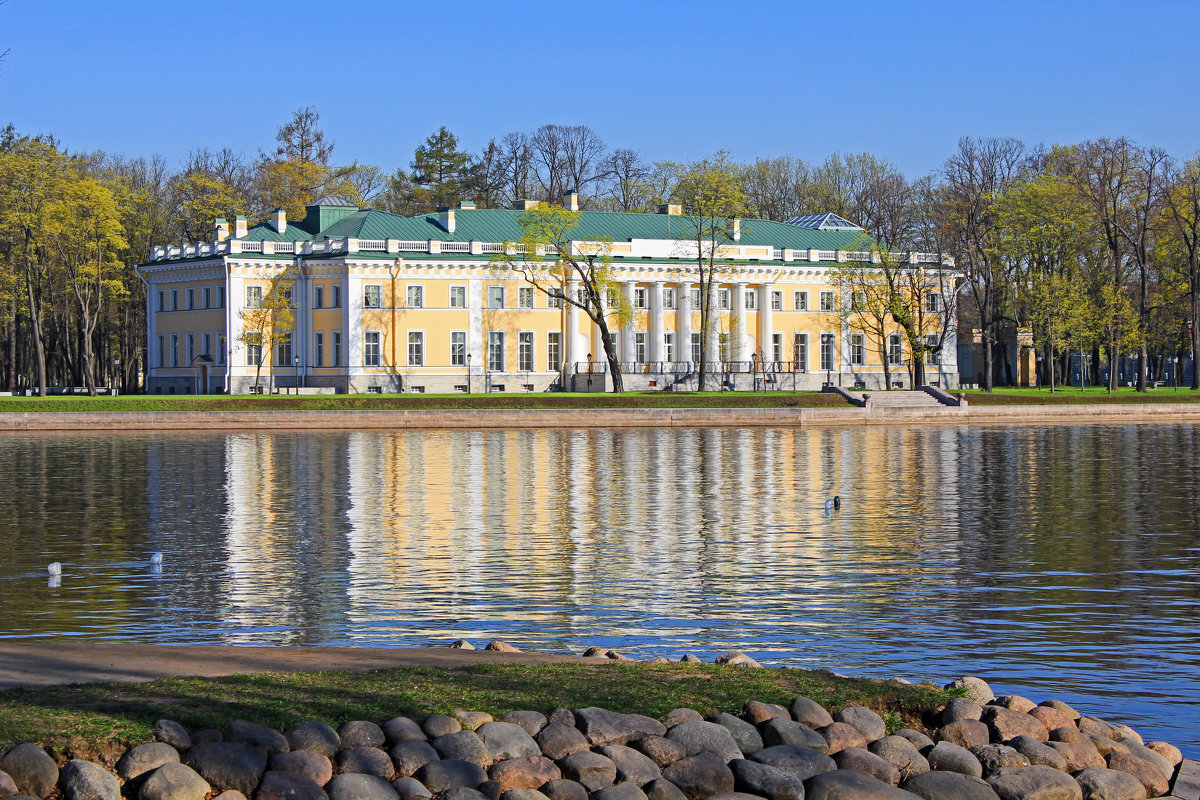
[137, 197, 959, 394]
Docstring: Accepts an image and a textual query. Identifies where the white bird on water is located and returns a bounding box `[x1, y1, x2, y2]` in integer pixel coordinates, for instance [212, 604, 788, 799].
[47, 562, 61, 577]
[150, 552, 163, 566]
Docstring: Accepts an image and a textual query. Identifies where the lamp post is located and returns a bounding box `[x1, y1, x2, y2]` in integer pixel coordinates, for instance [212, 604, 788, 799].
[112, 357, 120, 397]
[466, 352, 472, 395]
[294, 354, 301, 392]
[587, 353, 593, 393]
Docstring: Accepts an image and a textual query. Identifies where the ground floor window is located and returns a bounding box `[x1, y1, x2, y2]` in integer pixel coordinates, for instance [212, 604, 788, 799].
[518, 331, 534, 371]
[364, 331, 381, 367]
[771, 333, 783, 364]
[277, 336, 292, 368]
[691, 333, 701, 364]
[664, 332, 676, 362]
[245, 333, 261, 367]
[488, 331, 505, 372]
[158, 335, 165, 368]
[451, 331, 466, 366]
[635, 332, 648, 363]
[820, 333, 835, 372]
[926, 334, 941, 365]
[547, 332, 561, 371]
[794, 333, 808, 372]
[332, 332, 342, 367]
[408, 331, 424, 366]
[315, 332, 325, 367]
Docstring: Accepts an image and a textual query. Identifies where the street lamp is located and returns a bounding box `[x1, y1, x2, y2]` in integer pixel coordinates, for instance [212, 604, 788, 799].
[466, 352, 472, 395]
[587, 353, 593, 393]
[112, 357, 120, 397]
[294, 354, 301, 392]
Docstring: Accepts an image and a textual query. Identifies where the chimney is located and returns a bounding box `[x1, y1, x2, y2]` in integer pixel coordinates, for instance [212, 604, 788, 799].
[438, 208, 456, 234]
[657, 203, 682, 215]
[213, 218, 230, 243]
[457, 200, 476, 210]
[234, 215, 248, 238]
[563, 189, 579, 211]
[513, 199, 541, 211]
[730, 218, 741, 241]
[270, 208, 287, 234]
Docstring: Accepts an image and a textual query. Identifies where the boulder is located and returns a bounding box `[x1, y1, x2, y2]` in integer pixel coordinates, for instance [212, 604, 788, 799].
[833, 707, 887, 743]
[1078, 719, 1119, 741]
[986, 765, 1082, 800]
[1104, 752, 1168, 797]
[118, 743, 181, 781]
[555, 752, 616, 793]
[485, 642, 521, 653]
[1037, 702, 1080, 721]
[659, 754, 733, 800]
[228, 720, 289, 756]
[894, 731, 934, 751]
[389, 777, 431, 800]
[388, 741, 439, 778]
[982, 708, 1049, 745]
[575, 709, 667, 747]
[0, 770, 16, 798]
[745, 703, 790, 725]
[335, 748, 394, 780]
[193, 731, 224, 746]
[154, 721, 193, 751]
[678, 656, 702, 665]
[479, 780, 502, 800]
[789, 699, 833, 731]
[628, 739, 686, 769]
[868, 736, 930, 780]
[1142, 742, 1181, 766]
[540, 779, 589, 800]
[1027, 708, 1075, 733]
[748, 746, 836, 782]
[708, 715, 763, 756]
[442, 789, 488, 800]
[728, 759, 805, 800]
[713, 652, 761, 669]
[501, 791, 549, 800]
[477, 723, 541, 761]
[834, 747, 901, 785]
[138, 764, 210, 800]
[901, 771, 1000, 800]
[1046, 742, 1105, 772]
[817, 723, 867, 755]
[1072, 767, 1147, 800]
[1082, 735, 1128, 759]
[924, 742, 982, 778]
[663, 711, 703, 728]
[183, 742, 267, 797]
[257, 771, 329, 800]
[269, 750, 333, 786]
[942, 699, 984, 726]
[664, 721, 743, 762]
[549, 710, 576, 728]
[641, 779, 687, 800]
[449, 640, 475, 650]
[500, 713, 548, 738]
[590, 784, 648, 800]
[935, 721, 990, 750]
[1051, 729, 1091, 746]
[340, 722, 387, 750]
[760, 720, 824, 752]
[413, 760, 487, 794]
[325, 774, 400, 800]
[432, 732, 492, 768]
[60, 760, 119, 800]
[289, 723, 343, 759]
[382, 718, 426, 745]
[593, 747, 660, 787]
[537, 725, 591, 761]
[454, 713, 494, 733]
[969, 746, 1029, 776]
[1112, 727, 1141, 746]
[803, 769, 923, 799]
[0, 744, 58, 798]
[1122, 745, 1173, 783]
[704, 794, 762, 800]
[216, 792, 247, 800]
[487, 758, 560, 792]
[944, 678, 995, 705]
[1006, 737, 1067, 771]
[991, 697, 1036, 714]
[422, 716, 462, 739]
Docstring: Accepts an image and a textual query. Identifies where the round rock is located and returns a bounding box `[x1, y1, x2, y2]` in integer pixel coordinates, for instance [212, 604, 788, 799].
[833, 707, 887, 743]
[834, 747, 901, 785]
[803, 769, 923, 800]
[154, 720, 192, 751]
[1037, 701, 1080, 721]
[183, 742, 267, 796]
[628, 738, 686, 770]
[1006, 736, 1067, 771]
[499, 792, 549, 800]
[341, 722, 387, 750]
[593, 747, 660, 788]
[442, 788, 489, 800]
[728, 759, 805, 800]
[487, 758, 560, 793]
[556, 752, 616, 793]
[818, 722, 867, 755]
[986, 765, 1082, 800]
[0, 745, 58, 799]
[389, 741, 439, 778]
[869, 736, 930, 780]
[789, 698, 833, 730]
[60, 760, 119, 800]
[641, 779, 686, 800]
[659, 754, 733, 800]
[590, 784, 648, 800]
[118, 743, 181, 781]
[454, 712, 494, 732]
[1073, 767, 1146, 800]
[477, 723, 540, 761]
[748, 746, 836, 782]
[382, 718, 426, 745]
[935, 721, 990, 750]
[0, 770, 17, 798]
[335, 748, 394, 780]
[760, 719, 824, 751]
[981, 707, 1048, 744]
[390, 777, 431, 800]
[713, 651, 761, 668]
[499, 712, 547, 738]
[1047, 742, 1105, 772]
[945, 678, 994, 705]
[413, 761, 487, 794]
[270, 750, 333, 786]
[289, 723, 342, 759]
[540, 779, 589, 800]
[575, 709, 667, 747]
[991, 697, 1036, 713]
[924, 742, 982, 778]
[969, 745, 1029, 776]
[433, 732, 492, 768]
[536, 725, 590, 761]
[744, 702, 790, 725]
[707, 714, 763, 756]
[138, 763, 211, 800]
[901, 770, 1000, 800]
[228, 720, 289, 756]
[664, 721, 743, 762]
[1105, 752, 1168, 797]
[662, 710, 703, 729]
[423, 716, 462, 739]
[942, 699, 983, 726]
[258, 770, 329, 800]
[325, 773, 400, 800]
[894, 730, 934, 751]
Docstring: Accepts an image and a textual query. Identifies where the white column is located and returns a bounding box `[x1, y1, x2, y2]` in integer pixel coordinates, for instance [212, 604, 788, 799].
[733, 281, 748, 362]
[650, 281, 665, 363]
[468, 277, 483, 377]
[759, 281, 773, 364]
[677, 282, 692, 365]
[703, 282, 720, 366]
[624, 280, 638, 365]
[145, 274, 157, 383]
[565, 279, 580, 372]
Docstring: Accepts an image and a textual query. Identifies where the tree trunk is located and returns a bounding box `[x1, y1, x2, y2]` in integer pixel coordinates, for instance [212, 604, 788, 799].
[22, 242, 47, 398]
[594, 319, 623, 393]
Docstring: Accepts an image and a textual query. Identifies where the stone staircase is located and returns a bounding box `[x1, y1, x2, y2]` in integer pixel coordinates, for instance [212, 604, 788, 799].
[862, 389, 949, 409]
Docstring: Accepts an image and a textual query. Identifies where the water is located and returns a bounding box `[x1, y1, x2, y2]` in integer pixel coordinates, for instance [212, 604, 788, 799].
[0, 424, 1197, 753]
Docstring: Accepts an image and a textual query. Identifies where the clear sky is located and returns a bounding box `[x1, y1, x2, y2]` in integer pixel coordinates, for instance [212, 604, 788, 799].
[2, 0, 1198, 179]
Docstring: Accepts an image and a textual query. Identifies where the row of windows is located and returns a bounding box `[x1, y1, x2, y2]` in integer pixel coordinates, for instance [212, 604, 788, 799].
[156, 332, 226, 368]
[362, 330, 564, 372]
[157, 287, 225, 312]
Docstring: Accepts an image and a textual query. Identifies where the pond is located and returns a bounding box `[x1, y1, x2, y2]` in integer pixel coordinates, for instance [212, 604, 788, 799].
[1, 424, 1197, 754]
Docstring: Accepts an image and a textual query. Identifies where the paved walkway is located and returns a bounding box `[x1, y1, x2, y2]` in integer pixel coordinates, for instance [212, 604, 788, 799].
[0, 643, 602, 690]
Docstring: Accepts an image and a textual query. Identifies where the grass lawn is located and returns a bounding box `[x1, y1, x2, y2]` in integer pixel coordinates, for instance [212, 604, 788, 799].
[0, 663, 959, 763]
[962, 385, 1200, 404]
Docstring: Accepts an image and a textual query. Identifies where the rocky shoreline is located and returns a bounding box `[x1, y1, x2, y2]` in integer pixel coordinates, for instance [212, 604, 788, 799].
[0, 664, 1194, 800]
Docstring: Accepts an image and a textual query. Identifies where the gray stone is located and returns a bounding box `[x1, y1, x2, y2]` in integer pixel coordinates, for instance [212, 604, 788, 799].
[924, 742, 982, 778]
[540, 779, 589, 800]
[678, 656, 702, 665]
[833, 708, 887, 743]
[258, 771, 329, 800]
[789, 699, 833, 731]
[442, 788, 488, 800]
[663, 711, 704, 729]
[193, 731, 224, 746]
[641, 780, 687, 800]
[326, 774, 400, 800]
[478, 780, 503, 800]
[549, 710, 576, 728]
[289, 723, 343, 759]
[728, 759, 805, 800]
[389, 777, 431, 800]
[970, 745, 1030, 776]
[748, 747, 836, 782]
[335, 748, 394, 780]
[708, 714, 764, 756]
[183, 742, 267, 796]
[1105, 752, 1168, 796]
[269, 750, 333, 787]
[487, 758, 560, 793]
[714, 652, 761, 669]
[593, 747, 660, 788]
[1073, 767, 1146, 800]
[228, 720, 290, 756]
[868, 737, 930, 781]
[216, 795, 248, 800]
[590, 784, 648, 800]
[382, 719, 425, 745]
[803, 769, 922, 800]
[1079, 719, 1120, 741]
[628, 739, 686, 770]
[478, 723, 541, 761]
[986, 765, 1082, 800]
[702, 795, 763, 800]
[455, 713, 495, 732]
[760, 720, 825, 752]
[0, 770, 17, 799]
[449, 640, 475, 650]
[413, 760, 487, 794]
[1142, 742, 1180, 766]
[665, 721, 743, 762]
[942, 699, 984, 726]
[119, 743, 182, 781]
[500, 713, 548, 738]
[138, 764, 211, 800]
[944, 678, 995, 706]
[389, 741, 439, 778]
[575, 709, 667, 747]
[660, 754, 734, 800]
[745, 703, 790, 725]
[0, 744, 58, 799]
[499, 792, 549, 800]
[341, 723, 387, 750]
[154, 720, 193, 751]
[894, 731, 934, 751]
[433, 732, 493, 768]
[536, 725, 591, 761]
[817, 723, 866, 755]
[556, 753, 616, 793]
[935, 721, 990, 750]
[1007, 737, 1067, 771]
[833, 747, 901, 785]
[901, 771, 1000, 800]
[60, 760, 119, 800]
[422, 716, 462, 739]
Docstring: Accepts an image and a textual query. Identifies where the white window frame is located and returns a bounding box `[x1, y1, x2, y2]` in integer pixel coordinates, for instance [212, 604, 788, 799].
[547, 288, 563, 309]
[202, 332, 212, 358]
[518, 330, 534, 371]
[664, 331, 676, 362]
[364, 330, 381, 367]
[718, 288, 731, 310]
[277, 336, 293, 368]
[406, 285, 424, 309]
[819, 290, 835, 312]
[744, 290, 756, 310]
[245, 285, 262, 309]
[332, 331, 342, 367]
[364, 284, 382, 309]
[488, 285, 505, 309]
[794, 333, 808, 372]
[171, 289, 178, 311]
[690, 332, 702, 364]
[157, 335, 165, 368]
[925, 291, 941, 313]
[771, 333, 783, 363]
[202, 287, 211, 309]
[217, 286, 225, 308]
[518, 286, 534, 309]
[850, 332, 865, 366]
[771, 290, 783, 311]
[315, 331, 325, 367]
[157, 291, 164, 312]
[186, 288, 195, 310]
[547, 332, 561, 371]
[926, 334, 942, 365]
[407, 330, 424, 366]
[244, 333, 260, 367]
[314, 285, 324, 309]
[889, 333, 904, 365]
[794, 290, 808, 311]
[663, 287, 677, 310]
[186, 333, 195, 364]
[488, 330, 505, 372]
[634, 287, 648, 309]
[820, 333, 835, 372]
[449, 285, 467, 308]
[450, 331, 467, 366]
[635, 331, 648, 364]
[689, 288, 701, 308]
[332, 285, 341, 308]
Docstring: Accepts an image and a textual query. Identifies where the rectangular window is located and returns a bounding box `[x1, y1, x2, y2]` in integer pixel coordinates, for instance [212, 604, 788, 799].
[364, 284, 382, 309]
[664, 331, 676, 362]
[744, 290, 756, 310]
[332, 285, 341, 308]
[157, 335, 165, 368]
[547, 332, 561, 371]
[364, 331, 381, 366]
[407, 285, 424, 308]
[663, 287, 677, 310]
[202, 332, 212, 357]
[794, 290, 808, 311]
[794, 333, 808, 372]
[925, 291, 941, 313]
[279, 286, 294, 308]
[689, 288, 701, 308]
[772, 333, 783, 363]
[217, 286, 225, 308]
[771, 290, 783, 311]
[450, 285, 466, 308]
[277, 336, 293, 368]
[635, 332, 648, 363]
[606, 289, 620, 309]
[889, 333, 903, 365]
[488, 331, 505, 372]
[332, 331, 342, 367]
[691, 333, 702, 364]
[245, 333, 261, 367]
[450, 331, 466, 366]
[819, 291, 835, 312]
[518, 287, 534, 309]
[246, 285, 262, 308]
[407, 331, 424, 366]
[202, 287, 211, 309]
[850, 332, 865, 366]
[186, 289, 195, 310]
[518, 331, 534, 371]
[217, 336, 226, 365]
[718, 288, 730, 310]
[157, 291, 164, 312]
[314, 285, 324, 309]
[634, 287, 648, 309]
[186, 333, 195, 364]
[488, 285, 505, 309]
[851, 290, 865, 311]
[171, 289, 179, 311]
[547, 288, 563, 309]
[820, 333, 835, 372]
[718, 332, 730, 361]
[315, 332, 325, 367]
[926, 334, 941, 365]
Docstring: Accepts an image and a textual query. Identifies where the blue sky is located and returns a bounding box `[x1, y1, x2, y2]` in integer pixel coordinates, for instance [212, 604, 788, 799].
[2, 1, 1198, 179]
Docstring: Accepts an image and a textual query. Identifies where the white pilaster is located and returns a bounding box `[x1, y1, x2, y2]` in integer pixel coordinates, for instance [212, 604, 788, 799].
[733, 281, 748, 362]
[759, 282, 773, 364]
[703, 282, 720, 366]
[650, 281, 665, 363]
[566, 279, 580, 372]
[624, 280, 637, 366]
[677, 281, 693, 365]
[468, 277, 483, 377]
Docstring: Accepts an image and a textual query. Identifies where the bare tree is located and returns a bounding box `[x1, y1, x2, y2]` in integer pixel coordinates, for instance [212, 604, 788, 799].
[601, 148, 650, 211]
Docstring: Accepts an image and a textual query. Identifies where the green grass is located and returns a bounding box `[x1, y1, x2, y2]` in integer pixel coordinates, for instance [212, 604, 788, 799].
[963, 385, 1200, 404]
[0, 663, 956, 763]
